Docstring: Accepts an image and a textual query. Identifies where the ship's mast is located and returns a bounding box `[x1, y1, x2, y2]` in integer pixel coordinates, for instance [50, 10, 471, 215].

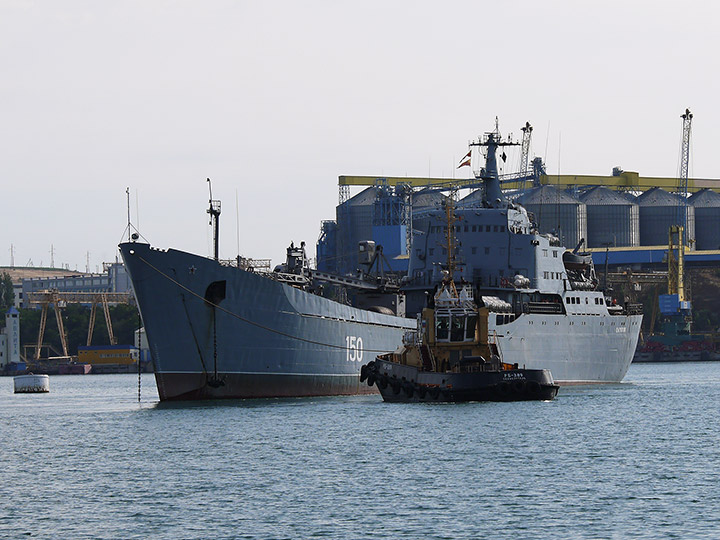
[469, 118, 520, 208]
[207, 178, 221, 261]
[441, 188, 459, 298]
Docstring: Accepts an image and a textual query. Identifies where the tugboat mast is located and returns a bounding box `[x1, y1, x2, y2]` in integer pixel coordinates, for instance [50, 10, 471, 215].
[442, 189, 459, 298]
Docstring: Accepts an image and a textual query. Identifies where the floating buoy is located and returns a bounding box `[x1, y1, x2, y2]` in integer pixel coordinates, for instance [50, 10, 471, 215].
[14, 374, 50, 394]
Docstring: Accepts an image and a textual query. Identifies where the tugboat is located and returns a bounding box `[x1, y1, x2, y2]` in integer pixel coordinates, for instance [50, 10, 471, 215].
[360, 194, 559, 403]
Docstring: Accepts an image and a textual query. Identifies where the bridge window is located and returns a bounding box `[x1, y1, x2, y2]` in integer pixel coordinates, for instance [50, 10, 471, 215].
[486, 225, 491, 232]
[466, 315, 477, 339]
[429, 248, 434, 256]
[450, 317, 465, 342]
[436, 316, 449, 341]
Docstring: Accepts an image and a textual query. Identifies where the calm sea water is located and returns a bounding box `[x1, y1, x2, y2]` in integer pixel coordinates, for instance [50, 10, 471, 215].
[1, 363, 719, 540]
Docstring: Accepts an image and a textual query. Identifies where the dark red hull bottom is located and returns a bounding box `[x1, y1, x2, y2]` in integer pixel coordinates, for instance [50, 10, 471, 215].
[154, 372, 378, 401]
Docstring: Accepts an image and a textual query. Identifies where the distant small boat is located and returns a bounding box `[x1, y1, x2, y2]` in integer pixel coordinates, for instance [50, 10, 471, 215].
[14, 374, 50, 394]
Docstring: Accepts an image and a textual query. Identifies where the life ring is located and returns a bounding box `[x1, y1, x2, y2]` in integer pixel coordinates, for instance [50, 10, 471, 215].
[500, 277, 510, 287]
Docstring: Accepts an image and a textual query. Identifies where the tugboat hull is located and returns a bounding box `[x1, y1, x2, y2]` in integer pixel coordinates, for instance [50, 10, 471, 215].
[363, 359, 559, 403]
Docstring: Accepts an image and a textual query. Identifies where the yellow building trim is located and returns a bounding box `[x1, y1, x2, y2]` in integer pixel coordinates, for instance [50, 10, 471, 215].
[338, 175, 476, 188]
[339, 172, 720, 193]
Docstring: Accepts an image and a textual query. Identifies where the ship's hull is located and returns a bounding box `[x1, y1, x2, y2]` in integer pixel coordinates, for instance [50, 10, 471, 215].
[488, 312, 642, 383]
[120, 242, 642, 400]
[120, 243, 415, 400]
[365, 359, 559, 402]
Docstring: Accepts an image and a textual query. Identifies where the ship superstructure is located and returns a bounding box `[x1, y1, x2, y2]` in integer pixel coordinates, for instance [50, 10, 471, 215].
[401, 123, 642, 382]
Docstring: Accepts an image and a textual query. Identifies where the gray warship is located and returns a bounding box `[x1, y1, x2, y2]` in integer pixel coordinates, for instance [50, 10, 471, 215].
[120, 123, 642, 401]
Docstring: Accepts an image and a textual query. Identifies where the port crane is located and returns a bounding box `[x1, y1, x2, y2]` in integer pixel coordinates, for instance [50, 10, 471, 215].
[27, 291, 135, 361]
[518, 122, 533, 192]
[668, 109, 693, 303]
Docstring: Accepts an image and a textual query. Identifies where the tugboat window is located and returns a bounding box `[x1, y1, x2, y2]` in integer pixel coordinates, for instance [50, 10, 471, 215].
[450, 316, 465, 342]
[436, 316, 449, 341]
[466, 315, 477, 339]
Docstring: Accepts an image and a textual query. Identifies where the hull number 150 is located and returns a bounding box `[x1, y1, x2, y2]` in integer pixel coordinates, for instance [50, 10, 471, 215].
[345, 336, 363, 362]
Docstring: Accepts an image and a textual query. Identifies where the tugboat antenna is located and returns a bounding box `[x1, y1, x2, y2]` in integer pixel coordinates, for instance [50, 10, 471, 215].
[207, 178, 222, 261]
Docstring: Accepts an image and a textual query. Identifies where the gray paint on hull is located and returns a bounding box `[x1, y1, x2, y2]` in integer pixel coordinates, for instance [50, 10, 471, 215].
[121, 242, 642, 400]
[121, 243, 414, 400]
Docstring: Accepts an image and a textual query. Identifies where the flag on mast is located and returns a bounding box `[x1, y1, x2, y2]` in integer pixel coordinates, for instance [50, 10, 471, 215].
[457, 149, 472, 168]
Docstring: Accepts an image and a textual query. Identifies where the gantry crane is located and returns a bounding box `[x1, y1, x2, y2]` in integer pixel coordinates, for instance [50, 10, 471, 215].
[28, 290, 135, 360]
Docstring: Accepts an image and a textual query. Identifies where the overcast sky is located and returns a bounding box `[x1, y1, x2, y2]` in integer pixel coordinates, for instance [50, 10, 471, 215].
[2, 0, 719, 270]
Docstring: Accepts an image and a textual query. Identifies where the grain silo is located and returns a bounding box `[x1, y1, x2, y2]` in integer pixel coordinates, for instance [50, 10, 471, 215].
[458, 188, 484, 207]
[579, 186, 639, 248]
[636, 187, 695, 247]
[335, 187, 378, 274]
[689, 188, 720, 250]
[516, 185, 587, 249]
[412, 188, 447, 212]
